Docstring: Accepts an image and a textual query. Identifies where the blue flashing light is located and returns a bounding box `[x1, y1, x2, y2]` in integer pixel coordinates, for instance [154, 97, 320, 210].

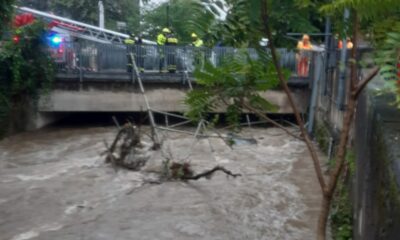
[52, 36, 62, 44]
[47, 32, 63, 47]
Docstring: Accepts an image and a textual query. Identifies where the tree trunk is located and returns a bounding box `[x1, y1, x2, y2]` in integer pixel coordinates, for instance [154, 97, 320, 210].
[317, 11, 360, 240]
[317, 195, 332, 240]
[261, 0, 327, 194]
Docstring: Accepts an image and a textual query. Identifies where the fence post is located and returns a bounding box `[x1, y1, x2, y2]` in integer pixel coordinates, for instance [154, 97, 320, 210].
[78, 43, 83, 88]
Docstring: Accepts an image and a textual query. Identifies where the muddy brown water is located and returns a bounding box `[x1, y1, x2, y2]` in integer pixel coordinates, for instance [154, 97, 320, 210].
[0, 126, 323, 240]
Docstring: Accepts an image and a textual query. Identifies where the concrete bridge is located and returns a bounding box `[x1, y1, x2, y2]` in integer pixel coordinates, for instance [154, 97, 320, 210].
[37, 42, 317, 123]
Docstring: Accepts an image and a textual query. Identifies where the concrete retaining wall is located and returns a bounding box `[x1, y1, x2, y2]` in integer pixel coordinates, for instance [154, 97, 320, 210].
[353, 90, 400, 240]
[38, 84, 310, 114]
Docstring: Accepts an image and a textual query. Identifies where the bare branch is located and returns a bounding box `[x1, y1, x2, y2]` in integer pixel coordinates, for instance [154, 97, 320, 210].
[352, 67, 380, 99]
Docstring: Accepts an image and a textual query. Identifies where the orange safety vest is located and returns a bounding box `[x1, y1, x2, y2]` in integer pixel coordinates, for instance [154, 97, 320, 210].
[297, 41, 313, 50]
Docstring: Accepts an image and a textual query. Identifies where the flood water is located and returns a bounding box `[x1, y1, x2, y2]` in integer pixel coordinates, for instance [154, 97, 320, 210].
[0, 125, 323, 240]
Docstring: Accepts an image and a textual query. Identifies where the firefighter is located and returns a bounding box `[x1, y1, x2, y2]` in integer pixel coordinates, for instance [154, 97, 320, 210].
[124, 33, 136, 73]
[135, 35, 145, 72]
[157, 28, 170, 72]
[338, 37, 353, 49]
[296, 34, 313, 77]
[124, 33, 145, 73]
[191, 33, 204, 68]
[166, 31, 178, 73]
[191, 33, 203, 47]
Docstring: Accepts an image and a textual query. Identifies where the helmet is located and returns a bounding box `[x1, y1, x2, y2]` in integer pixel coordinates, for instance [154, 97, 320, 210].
[191, 33, 197, 38]
[162, 28, 171, 34]
[302, 34, 310, 41]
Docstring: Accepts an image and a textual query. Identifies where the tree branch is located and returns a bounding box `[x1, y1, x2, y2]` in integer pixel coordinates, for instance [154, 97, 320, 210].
[261, 0, 326, 193]
[352, 67, 380, 99]
[182, 166, 241, 180]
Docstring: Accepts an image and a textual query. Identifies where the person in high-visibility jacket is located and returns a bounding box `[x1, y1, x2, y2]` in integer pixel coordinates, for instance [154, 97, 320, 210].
[166, 31, 178, 73]
[191, 33, 203, 47]
[124, 33, 136, 73]
[124, 33, 145, 73]
[338, 37, 353, 49]
[157, 28, 170, 72]
[296, 34, 313, 77]
[190, 33, 205, 68]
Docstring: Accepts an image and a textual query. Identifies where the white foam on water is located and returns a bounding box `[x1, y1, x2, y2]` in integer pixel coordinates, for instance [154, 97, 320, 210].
[10, 231, 39, 240]
[10, 223, 63, 240]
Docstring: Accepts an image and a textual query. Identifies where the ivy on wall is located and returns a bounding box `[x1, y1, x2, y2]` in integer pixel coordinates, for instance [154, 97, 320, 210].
[0, 20, 54, 136]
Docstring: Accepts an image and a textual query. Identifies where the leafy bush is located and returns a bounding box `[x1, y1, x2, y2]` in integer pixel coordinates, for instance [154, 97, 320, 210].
[0, 20, 54, 136]
[376, 23, 400, 108]
[185, 50, 287, 127]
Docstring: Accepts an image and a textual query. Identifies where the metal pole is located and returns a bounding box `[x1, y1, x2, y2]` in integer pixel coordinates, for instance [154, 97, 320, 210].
[166, 2, 170, 28]
[322, 17, 331, 96]
[337, 8, 350, 110]
[98, 1, 104, 29]
[307, 52, 323, 134]
[130, 53, 160, 146]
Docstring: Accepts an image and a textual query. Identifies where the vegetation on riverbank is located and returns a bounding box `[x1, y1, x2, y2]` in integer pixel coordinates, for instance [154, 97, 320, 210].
[0, 17, 54, 137]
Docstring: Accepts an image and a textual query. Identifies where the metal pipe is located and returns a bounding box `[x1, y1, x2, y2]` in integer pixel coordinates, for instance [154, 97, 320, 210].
[307, 52, 324, 134]
[168, 120, 192, 128]
[151, 110, 190, 120]
[98, 1, 104, 29]
[337, 8, 350, 110]
[130, 53, 160, 145]
[166, 2, 170, 28]
[322, 17, 331, 95]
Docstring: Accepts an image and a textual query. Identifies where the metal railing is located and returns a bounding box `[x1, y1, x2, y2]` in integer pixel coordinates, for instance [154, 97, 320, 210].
[54, 41, 315, 80]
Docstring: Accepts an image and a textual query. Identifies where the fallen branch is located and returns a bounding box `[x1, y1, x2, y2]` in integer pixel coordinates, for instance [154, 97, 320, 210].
[183, 166, 242, 180]
[167, 161, 241, 180]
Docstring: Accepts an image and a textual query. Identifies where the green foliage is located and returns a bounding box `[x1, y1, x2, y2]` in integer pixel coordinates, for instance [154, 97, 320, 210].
[141, 0, 215, 44]
[0, 20, 54, 136]
[199, 0, 324, 47]
[0, 0, 15, 36]
[345, 150, 356, 176]
[375, 23, 400, 108]
[320, 0, 399, 20]
[329, 149, 356, 239]
[331, 182, 353, 240]
[185, 50, 281, 125]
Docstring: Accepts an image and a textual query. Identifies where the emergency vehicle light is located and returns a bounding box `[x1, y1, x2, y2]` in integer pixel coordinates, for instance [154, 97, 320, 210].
[47, 32, 63, 47]
[51, 36, 62, 44]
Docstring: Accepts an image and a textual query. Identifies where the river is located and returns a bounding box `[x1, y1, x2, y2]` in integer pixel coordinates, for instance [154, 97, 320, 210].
[0, 126, 323, 240]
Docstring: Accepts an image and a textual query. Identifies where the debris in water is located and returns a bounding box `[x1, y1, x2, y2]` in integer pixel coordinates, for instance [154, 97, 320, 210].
[103, 122, 241, 182]
[226, 133, 257, 146]
[103, 123, 154, 171]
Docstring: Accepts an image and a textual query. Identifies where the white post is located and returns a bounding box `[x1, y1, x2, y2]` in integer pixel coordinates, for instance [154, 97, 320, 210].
[98, 1, 104, 29]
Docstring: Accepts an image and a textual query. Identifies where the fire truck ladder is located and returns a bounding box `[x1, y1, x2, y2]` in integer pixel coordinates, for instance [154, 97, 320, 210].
[16, 6, 155, 45]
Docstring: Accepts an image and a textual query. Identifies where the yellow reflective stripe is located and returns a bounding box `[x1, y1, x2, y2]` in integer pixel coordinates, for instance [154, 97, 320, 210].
[167, 38, 178, 44]
[124, 39, 135, 45]
[194, 39, 203, 47]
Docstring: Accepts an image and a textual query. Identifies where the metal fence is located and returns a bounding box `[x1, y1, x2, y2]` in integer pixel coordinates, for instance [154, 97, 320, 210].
[53, 41, 314, 78]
